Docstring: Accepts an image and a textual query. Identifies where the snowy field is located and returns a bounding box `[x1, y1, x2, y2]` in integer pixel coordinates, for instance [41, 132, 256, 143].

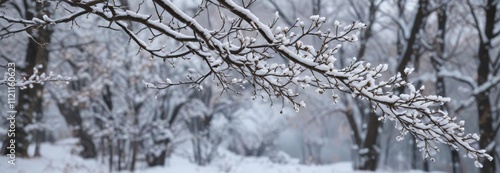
[0, 139, 442, 173]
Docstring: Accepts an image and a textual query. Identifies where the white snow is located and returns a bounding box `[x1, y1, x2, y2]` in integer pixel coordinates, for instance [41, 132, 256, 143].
[0, 140, 445, 173]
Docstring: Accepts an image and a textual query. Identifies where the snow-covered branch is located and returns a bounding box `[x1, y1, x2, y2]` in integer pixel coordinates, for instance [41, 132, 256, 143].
[1, 65, 71, 89]
[438, 70, 477, 89]
[454, 76, 500, 114]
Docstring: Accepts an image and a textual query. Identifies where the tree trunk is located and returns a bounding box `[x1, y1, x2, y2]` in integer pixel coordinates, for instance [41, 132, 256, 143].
[147, 149, 167, 166]
[358, 111, 380, 170]
[117, 139, 123, 171]
[57, 102, 97, 158]
[2, 1, 51, 157]
[474, 1, 497, 173]
[396, 0, 428, 79]
[33, 130, 42, 157]
[108, 137, 113, 172]
[130, 104, 140, 171]
[432, 4, 462, 173]
[130, 139, 138, 171]
[476, 38, 495, 173]
[344, 100, 381, 170]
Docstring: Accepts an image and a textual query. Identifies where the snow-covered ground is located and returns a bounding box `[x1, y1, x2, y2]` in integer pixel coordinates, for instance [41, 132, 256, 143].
[0, 139, 441, 173]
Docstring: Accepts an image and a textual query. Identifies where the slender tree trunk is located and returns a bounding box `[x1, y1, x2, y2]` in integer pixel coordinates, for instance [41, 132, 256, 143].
[432, 4, 462, 173]
[191, 117, 203, 165]
[394, 1, 428, 170]
[33, 130, 42, 157]
[130, 139, 138, 171]
[476, 38, 495, 173]
[474, 1, 497, 173]
[117, 139, 122, 171]
[100, 137, 105, 164]
[359, 111, 380, 170]
[344, 1, 382, 168]
[130, 107, 140, 171]
[396, 0, 428, 79]
[108, 137, 113, 172]
[355, 0, 377, 61]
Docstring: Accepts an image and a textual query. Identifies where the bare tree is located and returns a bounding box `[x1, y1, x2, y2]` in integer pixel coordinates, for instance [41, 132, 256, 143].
[1, 0, 52, 157]
[466, 0, 500, 172]
[342, 0, 384, 170]
[429, 2, 462, 173]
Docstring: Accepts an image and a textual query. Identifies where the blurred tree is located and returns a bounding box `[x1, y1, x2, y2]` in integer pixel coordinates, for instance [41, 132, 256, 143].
[1, 0, 52, 158]
[466, 0, 499, 172]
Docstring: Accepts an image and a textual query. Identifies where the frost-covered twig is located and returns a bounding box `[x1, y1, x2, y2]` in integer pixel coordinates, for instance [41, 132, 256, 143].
[0, 65, 71, 89]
